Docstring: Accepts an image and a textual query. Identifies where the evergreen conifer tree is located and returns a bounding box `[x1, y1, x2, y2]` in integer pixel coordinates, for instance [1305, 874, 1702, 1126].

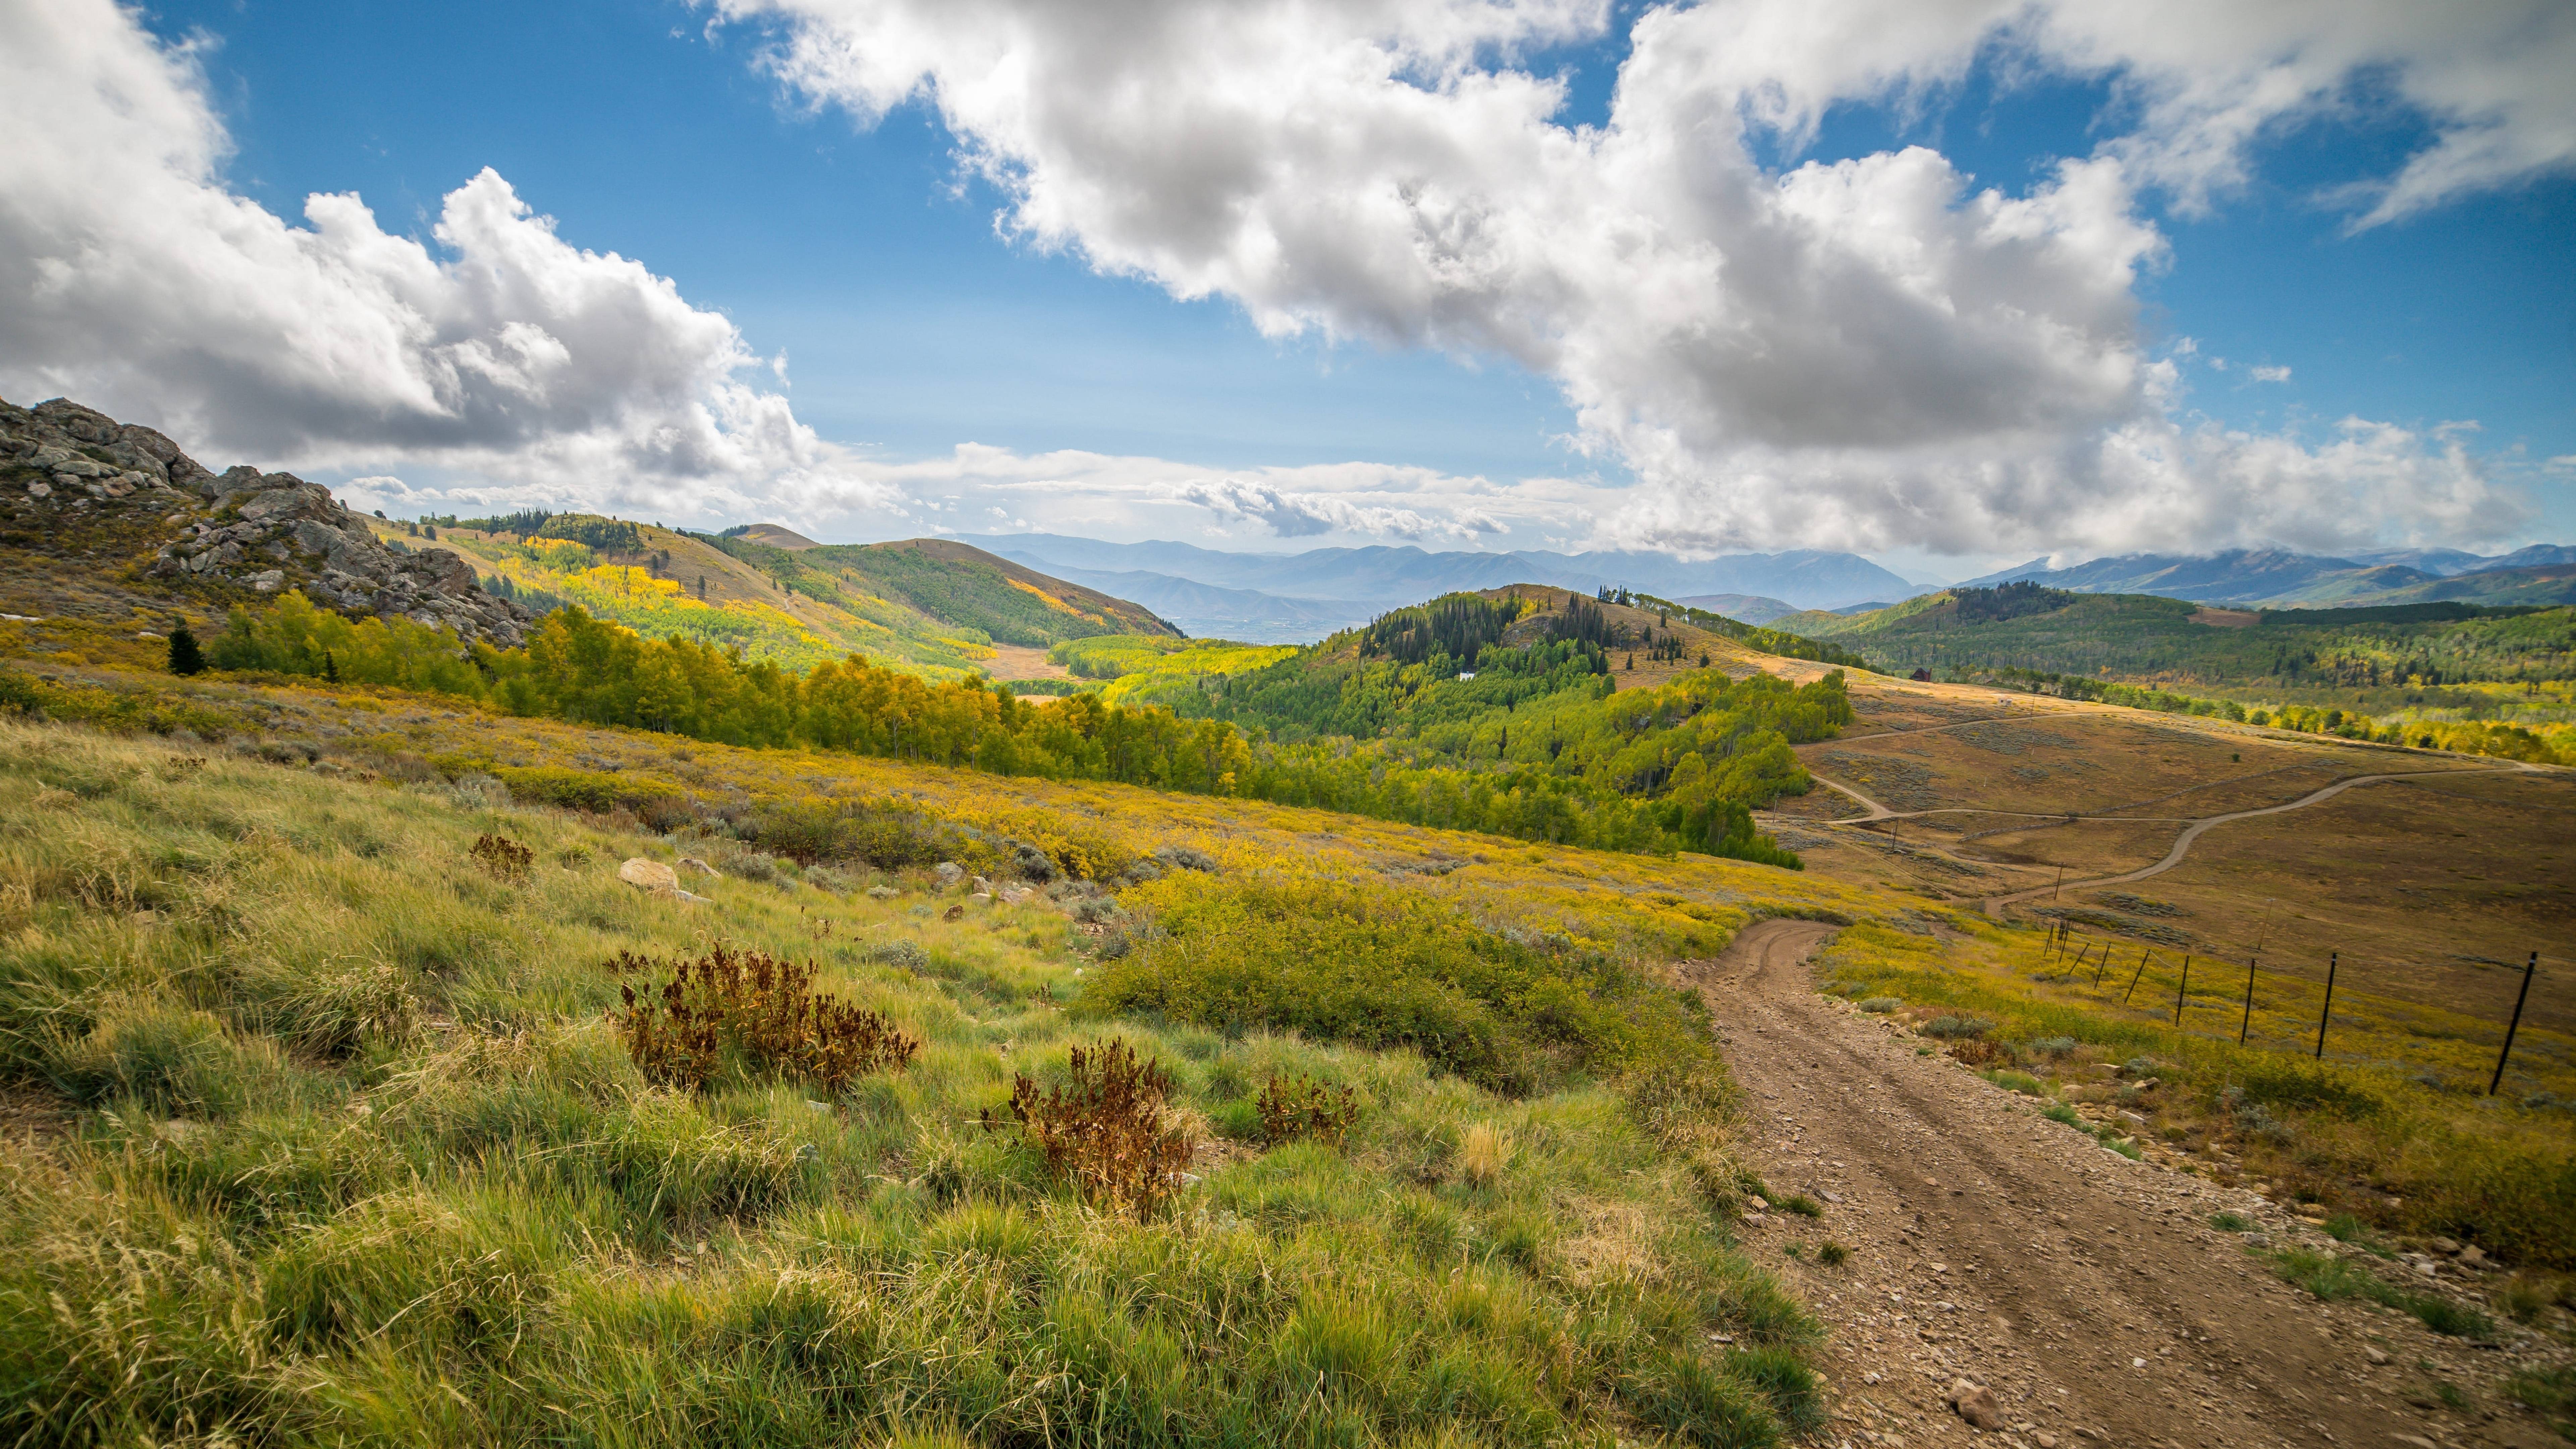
[167, 624, 205, 676]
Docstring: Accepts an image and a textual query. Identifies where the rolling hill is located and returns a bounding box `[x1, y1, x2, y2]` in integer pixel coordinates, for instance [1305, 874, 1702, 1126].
[390, 518, 1177, 679]
[1778, 584, 2576, 728]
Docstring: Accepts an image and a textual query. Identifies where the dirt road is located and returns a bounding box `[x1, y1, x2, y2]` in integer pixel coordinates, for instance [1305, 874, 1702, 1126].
[1979, 766, 2534, 912]
[1807, 757, 2539, 918]
[1695, 920, 2558, 1449]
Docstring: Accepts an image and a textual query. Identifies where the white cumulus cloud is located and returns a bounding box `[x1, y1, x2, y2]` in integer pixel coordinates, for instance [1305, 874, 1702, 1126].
[713, 0, 2549, 554]
[1175, 475, 1506, 540]
[0, 0, 891, 515]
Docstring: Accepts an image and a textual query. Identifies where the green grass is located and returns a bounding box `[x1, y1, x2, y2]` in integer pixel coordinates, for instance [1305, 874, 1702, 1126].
[1080, 871, 1718, 1095]
[1980, 1069, 2049, 1097]
[0, 714, 1822, 1446]
[2508, 1365, 2576, 1441]
[2266, 1249, 2493, 1339]
[2210, 1211, 2257, 1232]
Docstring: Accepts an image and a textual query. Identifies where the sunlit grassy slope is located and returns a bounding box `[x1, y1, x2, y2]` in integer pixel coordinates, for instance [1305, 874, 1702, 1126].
[7, 637, 2573, 1449]
[0, 692, 1856, 1446]
[1048, 634, 1304, 705]
[370, 519, 1176, 682]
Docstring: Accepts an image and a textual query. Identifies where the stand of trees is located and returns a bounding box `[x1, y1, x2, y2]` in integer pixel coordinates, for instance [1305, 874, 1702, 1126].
[201, 593, 1854, 864]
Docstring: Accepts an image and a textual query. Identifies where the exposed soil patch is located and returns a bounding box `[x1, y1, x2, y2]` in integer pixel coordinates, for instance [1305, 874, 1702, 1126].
[985, 643, 1074, 681]
[1696, 919, 2569, 1449]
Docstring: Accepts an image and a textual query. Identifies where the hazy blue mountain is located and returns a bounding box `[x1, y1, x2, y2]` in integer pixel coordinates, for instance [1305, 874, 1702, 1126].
[2341, 546, 2489, 576]
[994, 559, 1378, 643]
[1956, 549, 2366, 600]
[2484, 543, 2576, 570]
[1954, 545, 2576, 609]
[953, 534, 1914, 611]
[1670, 592, 1801, 625]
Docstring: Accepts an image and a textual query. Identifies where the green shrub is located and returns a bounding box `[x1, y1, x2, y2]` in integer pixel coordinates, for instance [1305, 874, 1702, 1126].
[1081, 873, 1712, 1094]
[1922, 1014, 1992, 1039]
[491, 764, 682, 817]
[2238, 1060, 2383, 1120]
[1858, 997, 1901, 1013]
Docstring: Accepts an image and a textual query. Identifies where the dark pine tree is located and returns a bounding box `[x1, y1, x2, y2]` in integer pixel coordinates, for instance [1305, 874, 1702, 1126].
[167, 624, 205, 677]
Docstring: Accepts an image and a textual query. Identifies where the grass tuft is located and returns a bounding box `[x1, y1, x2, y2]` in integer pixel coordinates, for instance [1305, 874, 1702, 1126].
[2268, 1248, 2493, 1339]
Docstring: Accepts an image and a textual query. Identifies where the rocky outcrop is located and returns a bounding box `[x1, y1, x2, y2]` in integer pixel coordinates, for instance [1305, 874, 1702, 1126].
[0, 396, 532, 647]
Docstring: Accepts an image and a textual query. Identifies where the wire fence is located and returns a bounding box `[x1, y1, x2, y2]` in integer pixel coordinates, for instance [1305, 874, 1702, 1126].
[2029, 918, 2567, 1101]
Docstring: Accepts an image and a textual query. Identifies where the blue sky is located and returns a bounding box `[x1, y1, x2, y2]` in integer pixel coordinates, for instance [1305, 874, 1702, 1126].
[146, 0, 1590, 476]
[11, 0, 2571, 576]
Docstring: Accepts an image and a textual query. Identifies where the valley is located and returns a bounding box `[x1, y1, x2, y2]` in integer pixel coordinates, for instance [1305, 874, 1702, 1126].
[3, 398, 2573, 1447]
[1767, 670, 2576, 1046]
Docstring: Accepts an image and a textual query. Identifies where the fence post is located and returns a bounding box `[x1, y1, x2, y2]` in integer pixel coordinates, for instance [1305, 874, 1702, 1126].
[2489, 952, 2538, 1096]
[2093, 946, 2112, 988]
[2054, 865, 2064, 900]
[2175, 955, 2192, 1026]
[2124, 950, 2152, 1005]
[2315, 953, 2336, 1060]
[2239, 958, 2257, 1044]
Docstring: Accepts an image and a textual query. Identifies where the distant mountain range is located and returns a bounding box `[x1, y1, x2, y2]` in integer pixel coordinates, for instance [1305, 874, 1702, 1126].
[1960, 546, 2576, 610]
[951, 534, 1915, 640]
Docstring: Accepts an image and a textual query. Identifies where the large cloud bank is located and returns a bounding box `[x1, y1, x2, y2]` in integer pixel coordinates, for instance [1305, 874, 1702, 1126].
[0, 0, 888, 518]
[718, 0, 2568, 554]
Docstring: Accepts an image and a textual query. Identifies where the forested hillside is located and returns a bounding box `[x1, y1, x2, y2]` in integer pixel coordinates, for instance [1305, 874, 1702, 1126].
[1789, 588, 2573, 698]
[183, 584, 1854, 864]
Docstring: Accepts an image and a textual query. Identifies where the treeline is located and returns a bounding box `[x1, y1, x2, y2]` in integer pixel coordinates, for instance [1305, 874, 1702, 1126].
[422, 511, 648, 554]
[1942, 662, 2573, 765]
[1835, 592, 2574, 694]
[197, 595, 1845, 860]
[1627, 593, 1877, 670]
[1362, 594, 1524, 668]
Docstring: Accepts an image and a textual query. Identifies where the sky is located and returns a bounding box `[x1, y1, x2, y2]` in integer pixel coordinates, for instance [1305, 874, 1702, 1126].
[2, 0, 2570, 581]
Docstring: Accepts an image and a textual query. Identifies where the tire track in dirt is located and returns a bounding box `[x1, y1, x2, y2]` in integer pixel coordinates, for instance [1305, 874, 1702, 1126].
[1695, 919, 2551, 1449]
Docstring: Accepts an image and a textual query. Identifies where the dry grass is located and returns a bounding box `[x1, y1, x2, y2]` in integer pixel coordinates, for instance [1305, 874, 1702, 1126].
[1459, 1122, 1515, 1187]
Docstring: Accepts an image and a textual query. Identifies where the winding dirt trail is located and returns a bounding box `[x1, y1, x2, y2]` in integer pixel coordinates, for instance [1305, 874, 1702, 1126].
[1695, 920, 2553, 1449]
[1807, 758, 2539, 916]
[1978, 766, 2516, 912]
